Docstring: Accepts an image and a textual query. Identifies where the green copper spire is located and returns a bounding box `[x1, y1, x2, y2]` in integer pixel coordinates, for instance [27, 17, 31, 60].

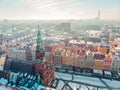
[37, 73, 43, 85]
[36, 24, 45, 60]
[37, 24, 42, 43]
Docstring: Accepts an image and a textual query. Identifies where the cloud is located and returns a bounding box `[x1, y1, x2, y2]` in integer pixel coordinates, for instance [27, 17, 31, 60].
[19, 0, 88, 19]
[0, 0, 120, 20]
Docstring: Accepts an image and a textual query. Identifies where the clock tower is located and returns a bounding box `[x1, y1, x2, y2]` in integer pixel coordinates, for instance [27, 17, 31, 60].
[36, 24, 45, 61]
[35, 24, 55, 86]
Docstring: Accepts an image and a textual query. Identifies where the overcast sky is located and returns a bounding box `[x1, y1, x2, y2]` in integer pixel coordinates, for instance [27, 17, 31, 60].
[0, 0, 120, 20]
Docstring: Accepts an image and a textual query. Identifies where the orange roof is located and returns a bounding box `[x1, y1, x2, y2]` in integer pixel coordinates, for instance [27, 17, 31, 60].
[51, 45, 87, 57]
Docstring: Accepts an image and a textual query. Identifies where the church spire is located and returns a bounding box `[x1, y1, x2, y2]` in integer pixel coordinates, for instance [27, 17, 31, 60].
[36, 24, 45, 61]
[37, 25, 42, 43]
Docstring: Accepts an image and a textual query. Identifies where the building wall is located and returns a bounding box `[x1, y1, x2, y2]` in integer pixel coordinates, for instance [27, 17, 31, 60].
[8, 49, 26, 60]
[35, 62, 55, 87]
[112, 60, 119, 72]
[93, 60, 104, 70]
[62, 52, 76, 66]
[84, 53, 94, 69]
[76, 56, 85, 68]
[53, 49, 62, 65]
[103, 57, 112, 71]
[7, 47, 35, 61]
[0, 57, 5, 66]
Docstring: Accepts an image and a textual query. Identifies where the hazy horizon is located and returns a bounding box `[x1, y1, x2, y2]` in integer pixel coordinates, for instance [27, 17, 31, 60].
[0, 0, 120, 20]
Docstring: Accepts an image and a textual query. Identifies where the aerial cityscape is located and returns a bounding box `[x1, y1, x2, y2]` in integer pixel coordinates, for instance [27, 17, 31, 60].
[0, 0, 120, 90]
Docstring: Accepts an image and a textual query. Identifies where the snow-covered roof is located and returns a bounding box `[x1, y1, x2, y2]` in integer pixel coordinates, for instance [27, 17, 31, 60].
[69, 40, 77, 43]
[112, 55, 120, 60]
[87, 41, 93, 45]
[93, 69, 103, 74]
[104, 71, 111, 75]
[56, 72, 120, 89]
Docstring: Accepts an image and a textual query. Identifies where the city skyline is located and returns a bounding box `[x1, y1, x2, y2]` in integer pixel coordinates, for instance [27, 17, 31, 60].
[0, 0, 120, 20]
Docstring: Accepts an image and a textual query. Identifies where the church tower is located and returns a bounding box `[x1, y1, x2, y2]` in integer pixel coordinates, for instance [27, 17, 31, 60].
[34, 24, 55, 86]
[36, 24, 45, 61]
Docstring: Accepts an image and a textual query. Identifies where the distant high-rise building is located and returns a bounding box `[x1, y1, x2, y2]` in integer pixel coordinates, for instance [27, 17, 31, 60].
[97, 10, 101, 20]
